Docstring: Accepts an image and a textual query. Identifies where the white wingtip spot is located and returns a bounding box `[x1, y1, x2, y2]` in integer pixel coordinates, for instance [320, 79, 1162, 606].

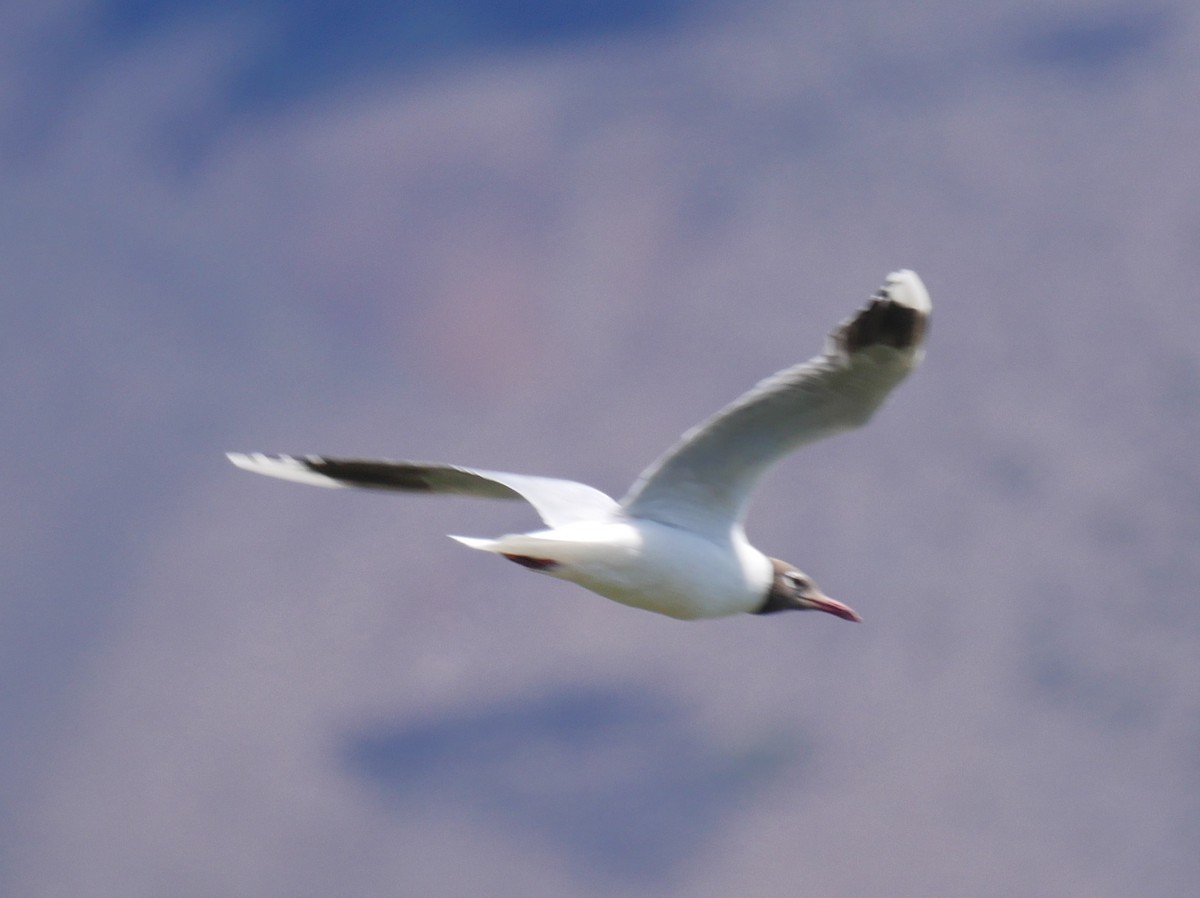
[225, 452, 345, 488]
[226, 451, 257, 471]
[883, 269, 931, 314]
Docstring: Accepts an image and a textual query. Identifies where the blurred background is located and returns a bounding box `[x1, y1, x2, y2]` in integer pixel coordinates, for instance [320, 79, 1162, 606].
[4, 1, 1199, 895]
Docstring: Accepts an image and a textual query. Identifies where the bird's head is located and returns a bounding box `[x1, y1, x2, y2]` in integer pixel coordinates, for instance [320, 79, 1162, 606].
[755, 558, 862, 621]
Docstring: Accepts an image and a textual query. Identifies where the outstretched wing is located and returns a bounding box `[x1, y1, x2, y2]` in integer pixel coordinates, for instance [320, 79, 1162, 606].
[226, 453, 618, 528]
[619, 269, 931, 537]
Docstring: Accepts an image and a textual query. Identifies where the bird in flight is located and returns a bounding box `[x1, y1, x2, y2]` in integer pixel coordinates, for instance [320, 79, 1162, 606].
[230, 270, 930, 622]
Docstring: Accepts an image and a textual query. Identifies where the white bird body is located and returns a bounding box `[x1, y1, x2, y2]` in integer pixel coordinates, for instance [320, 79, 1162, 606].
[453, 519, 773, 620]
[229, 270, 931, 623]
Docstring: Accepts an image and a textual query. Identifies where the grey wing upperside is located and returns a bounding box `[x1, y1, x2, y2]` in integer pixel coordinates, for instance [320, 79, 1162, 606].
[619, 269, 931, 537]
[226, 453, 618, 528]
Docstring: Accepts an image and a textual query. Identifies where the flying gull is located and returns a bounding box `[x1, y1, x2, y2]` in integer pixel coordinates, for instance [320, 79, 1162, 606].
[229, 270, 930, 621]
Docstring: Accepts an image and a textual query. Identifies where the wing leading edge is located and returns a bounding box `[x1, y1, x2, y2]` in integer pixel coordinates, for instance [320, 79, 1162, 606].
[226, 453, 618, 528]
[618, 269, 930, 536]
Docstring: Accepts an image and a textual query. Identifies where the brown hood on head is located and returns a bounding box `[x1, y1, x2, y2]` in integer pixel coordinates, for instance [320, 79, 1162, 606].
[754, 558, 861, 621]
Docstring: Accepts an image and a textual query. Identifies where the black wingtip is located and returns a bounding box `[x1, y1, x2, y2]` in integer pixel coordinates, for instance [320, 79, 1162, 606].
[301, 457, 440, 491]
[838, 272, 930, 354]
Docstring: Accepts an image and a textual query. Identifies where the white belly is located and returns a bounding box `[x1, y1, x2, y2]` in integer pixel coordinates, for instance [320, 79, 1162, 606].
[487, 519, 773, 619]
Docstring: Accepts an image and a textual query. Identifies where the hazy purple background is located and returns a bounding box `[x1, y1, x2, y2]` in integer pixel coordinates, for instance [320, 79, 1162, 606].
[4, 1, 1199, 895]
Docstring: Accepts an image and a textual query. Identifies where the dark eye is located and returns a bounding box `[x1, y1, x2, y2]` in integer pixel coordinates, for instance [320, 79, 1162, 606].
[786, 573, 809, 592]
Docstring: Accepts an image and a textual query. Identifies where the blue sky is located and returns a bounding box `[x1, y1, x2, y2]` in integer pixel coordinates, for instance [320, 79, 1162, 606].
[4, 2, 1199, 896]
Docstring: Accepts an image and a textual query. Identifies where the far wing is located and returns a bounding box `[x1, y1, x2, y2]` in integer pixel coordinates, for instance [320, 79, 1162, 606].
[619, 270, 931, 537]
[226, 453, 618, 528]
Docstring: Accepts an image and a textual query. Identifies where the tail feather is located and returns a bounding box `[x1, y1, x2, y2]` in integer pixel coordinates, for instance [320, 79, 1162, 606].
[448, 535, 501, 552]
[449, 533, 567, 572]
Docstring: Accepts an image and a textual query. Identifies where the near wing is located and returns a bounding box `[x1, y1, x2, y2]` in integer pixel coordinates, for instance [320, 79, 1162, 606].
[226, 453, 618, 528]
[619, 269, 931, 537]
